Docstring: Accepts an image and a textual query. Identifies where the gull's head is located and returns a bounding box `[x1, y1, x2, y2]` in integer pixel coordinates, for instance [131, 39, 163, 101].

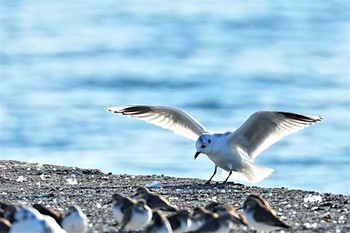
[194, 134, 214, 159]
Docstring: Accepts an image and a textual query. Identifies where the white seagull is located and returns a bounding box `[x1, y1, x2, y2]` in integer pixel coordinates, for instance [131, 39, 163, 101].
[106, 105, 322, 184]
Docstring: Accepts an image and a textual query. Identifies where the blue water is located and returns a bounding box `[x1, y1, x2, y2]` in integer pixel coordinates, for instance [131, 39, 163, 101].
[1, 1, 349, 195]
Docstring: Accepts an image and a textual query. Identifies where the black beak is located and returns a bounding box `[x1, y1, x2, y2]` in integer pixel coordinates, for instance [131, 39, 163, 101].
[194, 151, 201, 159]
[237, 206, 243, 210]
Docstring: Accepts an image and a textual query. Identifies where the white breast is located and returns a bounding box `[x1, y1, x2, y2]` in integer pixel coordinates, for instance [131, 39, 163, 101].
[207, 138, 244, 171]
[124, 206, 152, 231]
[61, 213, 88, 233]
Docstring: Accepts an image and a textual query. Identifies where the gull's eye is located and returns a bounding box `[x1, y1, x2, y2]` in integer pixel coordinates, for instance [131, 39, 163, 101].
[208, 139, 211, 143]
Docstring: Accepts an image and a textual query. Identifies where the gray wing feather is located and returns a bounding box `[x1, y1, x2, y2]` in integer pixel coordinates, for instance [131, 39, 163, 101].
[227, 111, 322, 160]
[106, 105, 208, 141]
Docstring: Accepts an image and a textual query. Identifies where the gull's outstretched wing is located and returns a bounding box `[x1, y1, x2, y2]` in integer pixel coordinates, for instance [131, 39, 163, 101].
[227, 111, 322, 160]
[106, 105, 208, 141]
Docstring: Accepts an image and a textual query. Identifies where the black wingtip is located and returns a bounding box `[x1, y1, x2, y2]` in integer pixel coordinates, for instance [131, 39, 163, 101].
[106, 106, 152, 114]
[105, 107, 125, 114]
[279, 112, 322, 124]
[121, 106, 152, 115]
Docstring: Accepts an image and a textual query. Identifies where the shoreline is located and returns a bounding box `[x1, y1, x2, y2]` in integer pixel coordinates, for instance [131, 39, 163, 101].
[1, 160, 349, 232]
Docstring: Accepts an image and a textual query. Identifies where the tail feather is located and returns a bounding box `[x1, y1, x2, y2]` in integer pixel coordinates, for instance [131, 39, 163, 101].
[222, 160, 274, 183]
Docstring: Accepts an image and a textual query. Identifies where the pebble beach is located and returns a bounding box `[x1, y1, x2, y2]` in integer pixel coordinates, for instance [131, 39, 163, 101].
[1, 160, 349, 232]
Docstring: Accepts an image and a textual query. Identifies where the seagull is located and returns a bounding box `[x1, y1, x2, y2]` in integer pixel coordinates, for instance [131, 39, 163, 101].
[106, 105, 322, 183]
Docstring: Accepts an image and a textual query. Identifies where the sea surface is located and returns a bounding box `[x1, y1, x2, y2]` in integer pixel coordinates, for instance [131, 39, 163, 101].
[1, 0, 349, 195]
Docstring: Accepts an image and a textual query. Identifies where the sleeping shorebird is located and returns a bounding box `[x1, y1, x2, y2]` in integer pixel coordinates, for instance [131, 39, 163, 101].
[188, 207, 218, 231]
[106, 105, 321, 184]
[145, 209, 173, 233]
[242, 194, 290, 232]
[1, 202, 19, 224]
[187, 212, 235, 233]
[133, 187, 178, 212]
[205, 202, 247, 226]
[10, 206, 65, 233]
[166, 209, 191, 233]
[32, 204, 64, 225]
[109, 193, 136, 225]
[0, 218, 11, 233]
[119, 199, 152, 231]
[61, 205, 88, 233]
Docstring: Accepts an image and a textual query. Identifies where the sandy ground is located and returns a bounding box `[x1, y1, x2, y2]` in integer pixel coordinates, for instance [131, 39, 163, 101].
[0, 160, 349, 232]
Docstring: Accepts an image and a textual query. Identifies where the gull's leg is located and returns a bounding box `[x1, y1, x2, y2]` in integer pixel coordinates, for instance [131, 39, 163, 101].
[222, 170, 232, 184]
[205, 165, 217, 184]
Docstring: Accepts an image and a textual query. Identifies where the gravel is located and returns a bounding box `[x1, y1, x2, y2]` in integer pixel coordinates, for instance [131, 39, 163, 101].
[1, 160, 349, 232]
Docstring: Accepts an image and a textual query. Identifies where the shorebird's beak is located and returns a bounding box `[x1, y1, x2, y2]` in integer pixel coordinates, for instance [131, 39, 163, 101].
[194, 151, 201, 159]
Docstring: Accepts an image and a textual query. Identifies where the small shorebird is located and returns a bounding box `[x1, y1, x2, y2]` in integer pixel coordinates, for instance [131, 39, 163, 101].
[61, 205, 88, 233]
[107, 105, 322, 184]
[145, 209, 173, 233]
[242, 194, 290, 232]
[166, 209, 191, 233]
[187, 213, 235, 233]
[188, 207, 218, 231]
[119, 199, 153, 231]
[205, 202, 247, 226]
[10, 206, 65, 233]
[109, 193, 137, 225]
[32, 204, 64, 225]
[134, 187, 178, 211]
[0, 202, 19, 223]
[0, 217, 11, 233]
